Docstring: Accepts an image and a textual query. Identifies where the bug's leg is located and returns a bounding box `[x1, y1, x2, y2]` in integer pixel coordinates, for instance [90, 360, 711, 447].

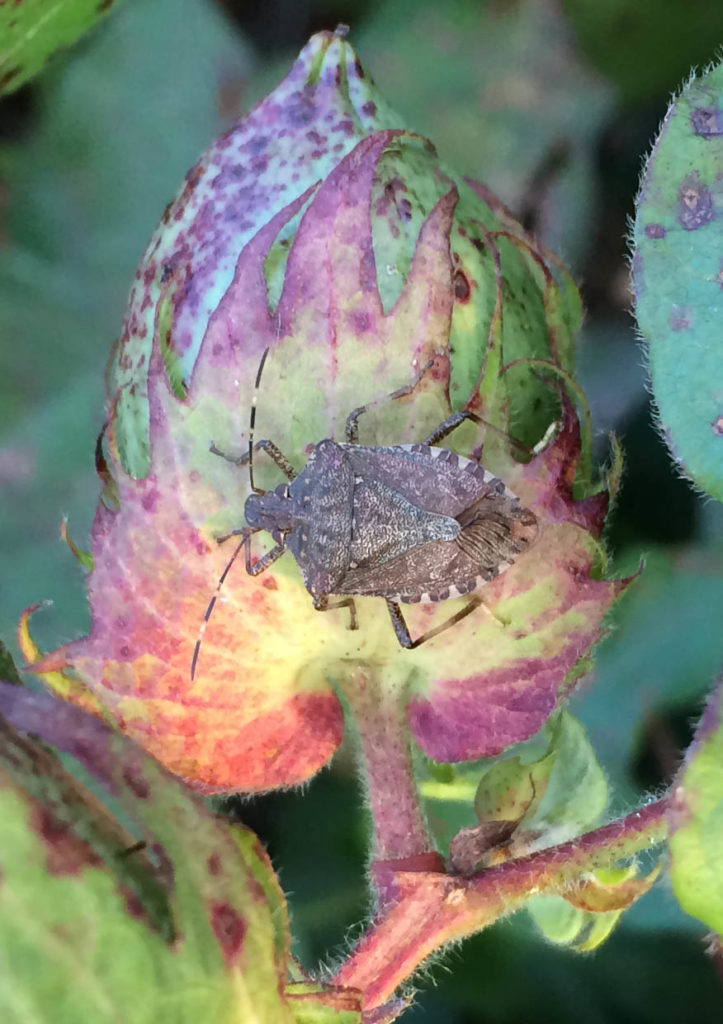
[386, 596, 487, 649]
[246, 539, 287, 576]
[210, 439, 297, 480]
[313, 594, 359, 631]
[345, 358, 437, 443]
[421, 411, 473, 447]
[215, 527, 285, 573]
[385, 600, 414, 647]
[422, 410, 534, 458]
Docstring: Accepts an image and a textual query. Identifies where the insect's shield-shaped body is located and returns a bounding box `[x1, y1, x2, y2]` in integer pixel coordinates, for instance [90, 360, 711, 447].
[242, 428, 538, 647]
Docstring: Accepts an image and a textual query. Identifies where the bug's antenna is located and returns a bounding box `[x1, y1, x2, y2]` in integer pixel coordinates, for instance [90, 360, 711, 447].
[191, 530, 256, 680]
[248, 347, 270, 495]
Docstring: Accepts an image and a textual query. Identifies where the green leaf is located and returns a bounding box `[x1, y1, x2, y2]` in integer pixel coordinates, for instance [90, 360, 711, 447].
[473, 750, 556, 826]
[632, 61, 723, 500]
[669, 679, 723, 935]
[434, 710, 608, 871]
[522, 710, 608, 839]
[0, 684, 294, 1022]
[528, 864, 660, 951]
[0, 0, 124, 96]
[527, 892, 624, 952]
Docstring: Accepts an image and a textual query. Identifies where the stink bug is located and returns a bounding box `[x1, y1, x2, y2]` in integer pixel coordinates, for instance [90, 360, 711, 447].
[191, 352, 538, 678]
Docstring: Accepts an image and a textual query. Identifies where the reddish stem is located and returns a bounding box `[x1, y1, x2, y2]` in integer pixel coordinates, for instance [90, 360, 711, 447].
[341, 665, 437, 868]
[334, 797, 669, 1011]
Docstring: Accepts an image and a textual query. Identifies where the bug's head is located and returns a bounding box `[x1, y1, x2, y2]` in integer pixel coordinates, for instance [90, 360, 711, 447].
[244, 482, 294, 534]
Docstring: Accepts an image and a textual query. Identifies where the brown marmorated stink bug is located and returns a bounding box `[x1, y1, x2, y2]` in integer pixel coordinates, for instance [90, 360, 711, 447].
[191, 352, 538, 679]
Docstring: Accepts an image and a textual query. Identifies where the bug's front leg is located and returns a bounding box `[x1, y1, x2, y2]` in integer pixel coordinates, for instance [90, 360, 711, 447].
[210, 439, 297, 480]
[246, 539, 287, 576]
[313, 594, 359, 631]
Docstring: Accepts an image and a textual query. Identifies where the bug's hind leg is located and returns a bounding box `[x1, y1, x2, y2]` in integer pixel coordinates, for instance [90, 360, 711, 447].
[345, 358, 437, 443]
[313, 594, 359, 631]
[422, 410, 534, 457]
[422, 411, 476, 447]
[210, 439, 297, 480]
[385, 596, 488, 649]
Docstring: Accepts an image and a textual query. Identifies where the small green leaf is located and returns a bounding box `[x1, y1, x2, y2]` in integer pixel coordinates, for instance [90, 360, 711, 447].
[527, 892, 624, 952]
[473, 751, 555, 826]
[669, 679, 723, 935]
[528, 864, 659, 951]
[478, 710, 608, 846]
[633, 60, 723, 500]
[522, 711, 608, 839]
[0, 0, 125, 96]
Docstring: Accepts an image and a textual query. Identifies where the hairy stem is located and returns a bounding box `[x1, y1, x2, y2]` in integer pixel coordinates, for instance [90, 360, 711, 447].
[334, 797, 669, 1011]
[340, 665, 437, 868]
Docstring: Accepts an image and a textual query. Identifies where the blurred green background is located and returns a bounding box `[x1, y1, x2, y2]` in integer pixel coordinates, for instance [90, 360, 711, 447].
[1, 0, 722, 1020]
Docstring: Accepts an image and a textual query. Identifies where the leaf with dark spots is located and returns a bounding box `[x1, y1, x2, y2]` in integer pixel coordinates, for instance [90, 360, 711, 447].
[0, 682, 300, 1019]
[0, 704, 174, 943]
[633, 60, 723, 500]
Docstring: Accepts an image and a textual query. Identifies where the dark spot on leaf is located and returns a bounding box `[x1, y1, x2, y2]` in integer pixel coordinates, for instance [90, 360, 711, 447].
[690, 107, 723, 137]
[262, 577, 278, 591]
[668, 305, 693, 331]
[398, 198, 412, 222]
[644, 223, 666, 238]
[354, 57, 364, 78]
[350, 310, 372, 333]
[123, 765, 150, 800]
[712, 416, 723, 437]
[211, 902, 246, 962]
[119, 645, 131, 658]
[98, 0, 115, 11]
[0, 68, 19, 89]
[207, 852, 221, 875]
[678, 171, 713, 230]
[34, 808, 102, 876]
[122, 888, 146, 919]
[361, 101, 376, 117]
[454, 269, 471, 303]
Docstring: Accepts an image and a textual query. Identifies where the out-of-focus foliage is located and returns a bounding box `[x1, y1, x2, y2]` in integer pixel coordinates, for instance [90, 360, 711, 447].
[562, 0, 723, 102]
[2, 0, 723, 1021]
[0, 0, 125, 97]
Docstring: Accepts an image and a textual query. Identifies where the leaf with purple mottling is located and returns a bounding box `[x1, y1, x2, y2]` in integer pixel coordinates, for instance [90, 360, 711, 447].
[24, 32, 623, 794]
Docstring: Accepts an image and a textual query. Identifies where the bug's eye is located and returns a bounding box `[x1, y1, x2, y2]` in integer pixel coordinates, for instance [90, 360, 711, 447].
[245, 493, 261, 526]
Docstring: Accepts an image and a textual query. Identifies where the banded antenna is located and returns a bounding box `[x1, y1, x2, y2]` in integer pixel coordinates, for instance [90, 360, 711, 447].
[248, 346, 270, 494]
[191, 347, 271, 680]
